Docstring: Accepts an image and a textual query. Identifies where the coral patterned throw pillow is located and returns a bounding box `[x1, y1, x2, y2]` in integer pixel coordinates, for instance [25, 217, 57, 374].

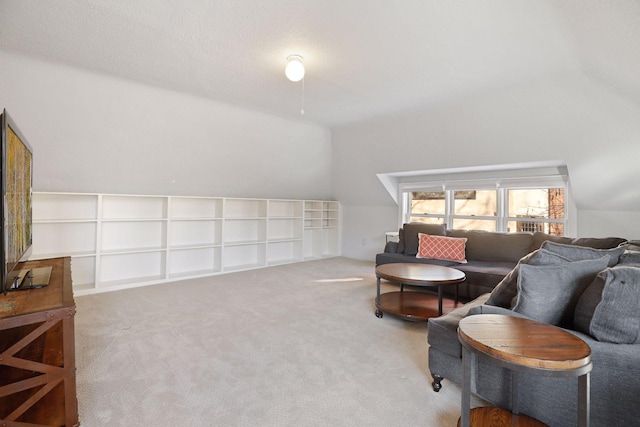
[416, 233, 467, 263]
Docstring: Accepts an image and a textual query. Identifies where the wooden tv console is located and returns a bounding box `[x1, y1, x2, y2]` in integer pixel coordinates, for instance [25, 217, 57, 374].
[0, 257, 79, 426]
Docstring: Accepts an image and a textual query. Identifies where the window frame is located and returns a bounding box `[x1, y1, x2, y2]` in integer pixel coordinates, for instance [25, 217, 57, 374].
[401, 178, 568, 235]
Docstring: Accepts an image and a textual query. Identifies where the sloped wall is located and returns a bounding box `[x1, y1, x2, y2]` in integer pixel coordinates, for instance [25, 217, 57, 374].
[0, 51, 332, 201]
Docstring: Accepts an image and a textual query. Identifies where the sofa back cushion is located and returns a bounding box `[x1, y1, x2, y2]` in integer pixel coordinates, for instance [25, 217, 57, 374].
[485, 249, 571, 308]
[532, 231, 627, 251]
[446, 229, 533, 263]
[574, 265, 640, 343]
[513, 256, 609, 327]
[400, 223, 446, 256]
[540, 240, 626, 267]
[619, 251, 640, 266]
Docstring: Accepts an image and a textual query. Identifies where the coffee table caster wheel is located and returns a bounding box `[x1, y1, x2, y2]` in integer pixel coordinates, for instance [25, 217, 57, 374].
[375, 309, 383, 318]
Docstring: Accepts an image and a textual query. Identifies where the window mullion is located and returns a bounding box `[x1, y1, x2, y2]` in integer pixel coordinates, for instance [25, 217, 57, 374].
[497, 187, 507, 233]
[445, 189, 454, 229]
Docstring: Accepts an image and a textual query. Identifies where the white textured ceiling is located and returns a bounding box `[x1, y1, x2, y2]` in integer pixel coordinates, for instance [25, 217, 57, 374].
[1, 0, 639, 127]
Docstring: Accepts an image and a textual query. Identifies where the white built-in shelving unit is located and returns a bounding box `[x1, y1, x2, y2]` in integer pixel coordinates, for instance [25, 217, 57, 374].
[303, 200, 340, 260]
[30, 192, 341, 295]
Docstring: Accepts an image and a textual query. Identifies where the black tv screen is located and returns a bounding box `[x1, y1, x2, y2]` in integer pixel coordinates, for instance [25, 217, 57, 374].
[0, 109, 34, 293]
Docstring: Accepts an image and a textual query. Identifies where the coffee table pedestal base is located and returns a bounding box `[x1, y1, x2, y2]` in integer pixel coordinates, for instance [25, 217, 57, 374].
[375, 291, 461, 321]
[457, 407, 547, 427]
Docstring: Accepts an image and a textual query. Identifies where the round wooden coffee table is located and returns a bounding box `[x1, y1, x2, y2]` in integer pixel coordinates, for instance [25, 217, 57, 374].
[458, 314, 592, 427]
[375, 263, 466, 320]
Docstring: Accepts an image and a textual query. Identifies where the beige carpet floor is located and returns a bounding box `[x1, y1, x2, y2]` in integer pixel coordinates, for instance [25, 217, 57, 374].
[75, 257, 472, 426]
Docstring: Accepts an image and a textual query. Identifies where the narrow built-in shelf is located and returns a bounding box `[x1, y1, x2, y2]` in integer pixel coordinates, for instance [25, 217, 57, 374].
[169, 244, 222, 250]
[30, 251, 97, 259]
[224, 240, 268, 246]
[30, 192, 340, 295]
[100, 247, 167, 255]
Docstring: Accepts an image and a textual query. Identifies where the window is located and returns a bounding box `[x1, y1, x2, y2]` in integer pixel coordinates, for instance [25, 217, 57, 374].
[409, 191, 446, 224]
[507, 188, 565, 235]
[452, 189, 497, 231]
[403, 181, 566, 235]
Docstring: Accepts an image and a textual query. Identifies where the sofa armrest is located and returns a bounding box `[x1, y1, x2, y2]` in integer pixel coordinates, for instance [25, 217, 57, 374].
[384, 241, 399, 253]
[467, 304, 530, 320]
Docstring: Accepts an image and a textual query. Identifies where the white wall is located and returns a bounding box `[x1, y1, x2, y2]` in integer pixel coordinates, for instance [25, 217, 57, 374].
[341, 206, 398, 262]
[578, 210, 640, 240]
[333, 73, 640, 260]
[0, 51, 332, 200]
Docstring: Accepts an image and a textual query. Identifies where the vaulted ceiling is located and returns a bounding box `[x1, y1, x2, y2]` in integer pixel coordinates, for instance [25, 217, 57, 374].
[1, 0, 639, 128]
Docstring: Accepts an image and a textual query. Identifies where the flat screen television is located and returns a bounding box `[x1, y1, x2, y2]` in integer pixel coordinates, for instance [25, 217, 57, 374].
[0, 109, 50, 295]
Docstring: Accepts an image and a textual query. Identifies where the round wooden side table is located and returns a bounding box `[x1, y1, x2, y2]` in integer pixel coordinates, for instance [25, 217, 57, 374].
[457, 314, 592, 427]
[375, 263, 465, 320]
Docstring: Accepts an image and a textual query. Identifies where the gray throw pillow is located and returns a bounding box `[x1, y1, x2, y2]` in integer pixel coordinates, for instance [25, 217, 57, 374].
[532, 232, 628, 251]
[512, 256, 609, 327]
[485, 249, 571, 308]
[574, 266, 640, 343]
[396, 228, 405, 253]
[540, 240, 626, 267]
[619, 252, 640, 266]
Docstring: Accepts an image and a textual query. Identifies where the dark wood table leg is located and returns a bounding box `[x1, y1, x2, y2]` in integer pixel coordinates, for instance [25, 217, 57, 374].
[455, 283, 459, 306]
[437, 286, 443, 316]
[375, 276, 383, 318]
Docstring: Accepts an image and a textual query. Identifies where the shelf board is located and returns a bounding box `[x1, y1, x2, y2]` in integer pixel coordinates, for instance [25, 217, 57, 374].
[170, 217, 223, 221]
[224, 217, 268, 220]
[101, 247, 167, 256]
[98, 274, 165, 288]
[168, 269, 222, 279]
[30, 251, 96, 259]
[102, 218, 168, 222]
[223, 263, 265, 272]
[223, 240, 267, 247]
[267, 258, 303, 266]
[168, 244, 222, 251]
[33, 219, 98, 224]
[267, 238, 303, 243]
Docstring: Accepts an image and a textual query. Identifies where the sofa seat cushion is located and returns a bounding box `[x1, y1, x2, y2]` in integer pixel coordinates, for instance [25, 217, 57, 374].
[456, 261, 515, 292]
[456, 260, 515, 276]
[574, 265, 640, 343]
[375, 252, 458, 267]
[427, 293, 490, 358]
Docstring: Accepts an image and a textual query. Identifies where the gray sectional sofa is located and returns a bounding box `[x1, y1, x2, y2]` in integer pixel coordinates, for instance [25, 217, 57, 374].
[428, 243, 640, 427]
[376, 222, 626, 301]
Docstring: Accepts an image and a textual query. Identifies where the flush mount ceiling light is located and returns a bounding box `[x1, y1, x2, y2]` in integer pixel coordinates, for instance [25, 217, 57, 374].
[285, 55, 305, 82]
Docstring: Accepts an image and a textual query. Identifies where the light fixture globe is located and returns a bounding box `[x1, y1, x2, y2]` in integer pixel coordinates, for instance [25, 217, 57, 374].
[285, 55, 305, 82]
